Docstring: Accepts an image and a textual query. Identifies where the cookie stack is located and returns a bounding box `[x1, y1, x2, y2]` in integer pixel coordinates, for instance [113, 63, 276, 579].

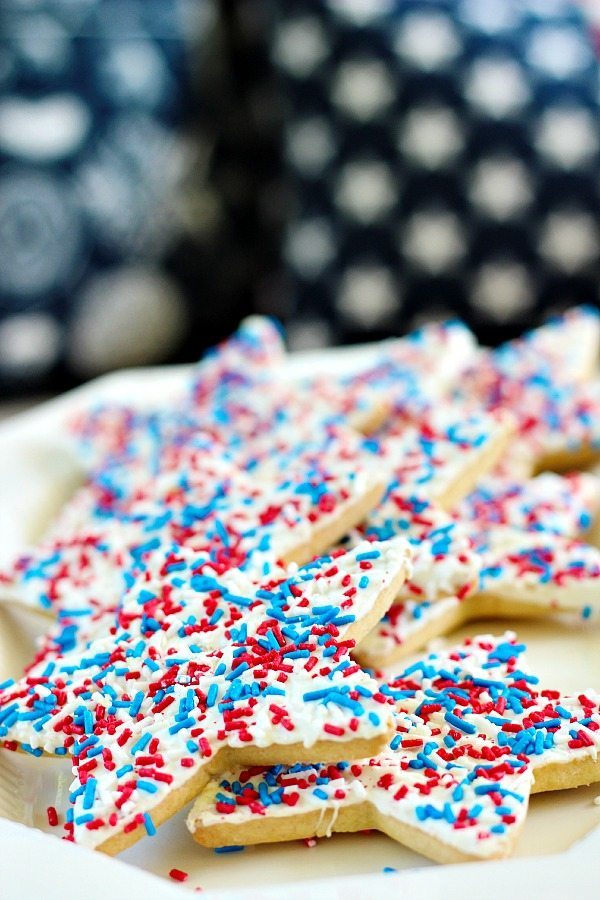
[0, 310, 599, 864]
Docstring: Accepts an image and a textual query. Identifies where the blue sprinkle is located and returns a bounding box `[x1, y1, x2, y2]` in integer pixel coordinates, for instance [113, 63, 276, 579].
[75, 813, 94, 826]
[226, 662, 249, 681]
[83, 777, 97, 810]
[356, 550, 381, 561]
[144, 812, 156, 836]
[137, 780, 158, 794]
[169, 717, 194, 735]
[444, 712, 476, 735]
[129, 692, 144, 717]
[137, 589, 156, 606]
[131, 733, 152, 755]
[474, 784, 498, 795]
[209, 608, 224, 626]
[20, 744, 43, 757]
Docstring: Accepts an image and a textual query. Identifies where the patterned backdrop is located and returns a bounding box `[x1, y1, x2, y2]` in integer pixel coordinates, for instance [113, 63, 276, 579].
[0, 0, 257, 392]
[265, 0, 600, 350]
[1, 0, 599, 392]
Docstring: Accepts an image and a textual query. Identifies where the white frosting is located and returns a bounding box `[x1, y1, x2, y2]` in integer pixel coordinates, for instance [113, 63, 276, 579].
[190, 634, 600, 861]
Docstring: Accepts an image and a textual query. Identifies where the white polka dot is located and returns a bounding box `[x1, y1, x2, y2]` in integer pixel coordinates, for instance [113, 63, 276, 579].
[538, 212, 599, 272]
[98, 41, 172, 107]
[395, 12, 459, 70]
[287, 319, 332, 351]
[471, 261, 534, 322]
[285, 117, 336, 176]
[272, 18, 329, 78]
[527, 25, 592, 79]
[0, 313, 62, 377]
[465, 58, 530, 118]
[335, 160, 396, 224]
[284, 219, 336, 279]
[535, 107, 598, 170]
[469, 157, 532, 221]
[68, 267, 188, 375]
[336, 266, 399, 328]
[0, 94, 91, 161]
[326, 0, 394, 24]
[15, 14, 72, 76]
[331, 59, 394, 121]
[459, 0, 519, 34]
[402, 211, 465, 273]
[400, 105, 464, 169]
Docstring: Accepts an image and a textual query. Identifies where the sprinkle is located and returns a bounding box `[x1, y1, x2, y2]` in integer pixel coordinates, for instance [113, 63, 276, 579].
[444, 712, 476, 735]
[46, 806, 59, 827]
[169, 868, 189, 882]
[83, 778, 97, 810]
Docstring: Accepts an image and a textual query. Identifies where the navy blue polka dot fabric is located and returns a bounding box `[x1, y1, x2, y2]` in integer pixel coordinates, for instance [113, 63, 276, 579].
[0, 0, 253, 391]
[266, 0, 600, 350]
[1, 0, 600, 391]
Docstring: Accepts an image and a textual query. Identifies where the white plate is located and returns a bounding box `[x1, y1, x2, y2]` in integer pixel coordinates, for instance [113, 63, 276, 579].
[1, 348, 599, 899]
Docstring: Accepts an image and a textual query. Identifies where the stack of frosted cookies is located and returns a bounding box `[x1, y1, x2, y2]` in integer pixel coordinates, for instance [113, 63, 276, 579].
[1, 309, 599, 871]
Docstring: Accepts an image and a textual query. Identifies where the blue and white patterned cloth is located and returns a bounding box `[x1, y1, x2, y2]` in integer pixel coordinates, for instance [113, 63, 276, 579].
[266, 0, 600, 350]
[0, 0, 251, 390]
[1, 0, 600, 391]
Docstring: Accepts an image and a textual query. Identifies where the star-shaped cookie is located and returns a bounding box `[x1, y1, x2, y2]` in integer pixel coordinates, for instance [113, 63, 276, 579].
[357, 473, 600, 667]
[0, 539, 411, 854]
[189, 633, 600, 864]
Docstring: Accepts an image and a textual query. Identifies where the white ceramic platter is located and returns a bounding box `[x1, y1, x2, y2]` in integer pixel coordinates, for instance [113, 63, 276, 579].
[0, 347, 599, 899]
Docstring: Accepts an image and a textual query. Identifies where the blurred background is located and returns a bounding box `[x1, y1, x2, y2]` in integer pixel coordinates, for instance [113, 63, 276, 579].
[1, 0, 600, 398]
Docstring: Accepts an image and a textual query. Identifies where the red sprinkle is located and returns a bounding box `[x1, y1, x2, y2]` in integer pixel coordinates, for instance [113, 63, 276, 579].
[169, 868, 189, 883]
[323, 724, 345, 736]
[46, 806, 59, 827]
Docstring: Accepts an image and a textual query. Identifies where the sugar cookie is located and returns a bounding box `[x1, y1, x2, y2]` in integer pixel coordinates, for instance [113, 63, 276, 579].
[456, 309, 600, 473]
[0, 539, 411, 854]
[189, 633, 600, 863]
[357, 473, 600, 667]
